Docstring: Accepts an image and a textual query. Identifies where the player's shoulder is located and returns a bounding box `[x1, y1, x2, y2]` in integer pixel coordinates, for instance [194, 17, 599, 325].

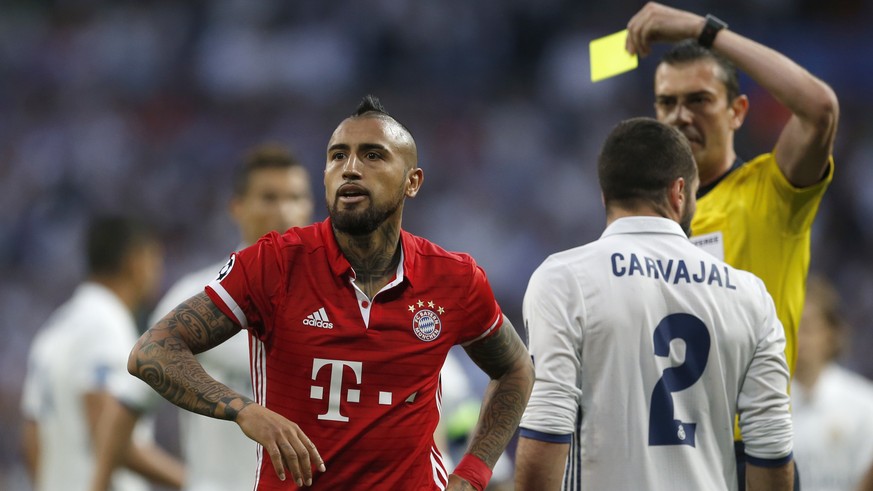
[247, 222, 326, 258]
[26, 324, 60, 363]
[403, 230, 482, 271]
[168, 262, 224, 295]
[744, 152, 776, 168]
[537, 243, 596, 272]
[828, 365, 873, 401]
[49, 283, 128, 332]
[707, 153, 775, 193]
[526, 243, 601, 293]
[697, 245, 772, 306]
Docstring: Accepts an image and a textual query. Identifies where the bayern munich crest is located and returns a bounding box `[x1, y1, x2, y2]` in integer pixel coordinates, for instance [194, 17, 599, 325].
[409, 300, 444, 342]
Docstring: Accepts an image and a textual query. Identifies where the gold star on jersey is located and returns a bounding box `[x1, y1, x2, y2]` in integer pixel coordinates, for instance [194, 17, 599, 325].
[409, 300, 444, 342]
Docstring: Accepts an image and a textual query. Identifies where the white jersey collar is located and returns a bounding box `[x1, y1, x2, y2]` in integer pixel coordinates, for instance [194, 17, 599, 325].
[600, 216, 688, 239]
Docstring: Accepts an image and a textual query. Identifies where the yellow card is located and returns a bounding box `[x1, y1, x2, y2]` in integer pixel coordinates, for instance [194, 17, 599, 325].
[589, 29, 638, 82]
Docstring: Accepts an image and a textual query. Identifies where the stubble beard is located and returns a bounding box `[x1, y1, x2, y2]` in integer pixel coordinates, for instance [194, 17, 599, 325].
[680, 213, 693, 237]
[329, 190, 405, 236]
[680, 196, 695, 237]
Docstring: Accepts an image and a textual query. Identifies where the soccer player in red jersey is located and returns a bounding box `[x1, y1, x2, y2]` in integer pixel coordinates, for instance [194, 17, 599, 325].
[129, 95, 534, 490]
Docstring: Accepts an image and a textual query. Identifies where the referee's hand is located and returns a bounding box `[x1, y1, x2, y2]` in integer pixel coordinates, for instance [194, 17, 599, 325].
[235, 403, 326, 486]
[626, 2, 706, 57]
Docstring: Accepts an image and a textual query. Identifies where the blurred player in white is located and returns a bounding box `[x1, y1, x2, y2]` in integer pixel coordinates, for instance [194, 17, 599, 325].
[515, 118, 794, 491]
[148, 144, 313, 491]
[791, 276, 873, 491]
[160, 145, 314, 491]
[21, 216, 184, 491]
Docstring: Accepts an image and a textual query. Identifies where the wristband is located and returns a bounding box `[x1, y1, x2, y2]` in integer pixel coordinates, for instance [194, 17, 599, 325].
[452, 454, 492, 491]
[698, 14, 728, 48]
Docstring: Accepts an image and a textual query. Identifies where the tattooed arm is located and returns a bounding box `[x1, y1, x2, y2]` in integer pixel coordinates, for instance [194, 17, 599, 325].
[128, 292, 325, 486]
[128, 292, 248, 418]
[447, 317, 534, 490]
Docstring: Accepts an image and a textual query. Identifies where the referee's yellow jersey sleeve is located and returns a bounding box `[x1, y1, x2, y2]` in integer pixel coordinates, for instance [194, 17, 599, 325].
[691, 152, 833, 376]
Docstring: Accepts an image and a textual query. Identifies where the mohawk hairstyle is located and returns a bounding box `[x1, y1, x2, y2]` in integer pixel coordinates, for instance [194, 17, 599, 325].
[350, 94, 414, 137]
[353, 94, 389, 117]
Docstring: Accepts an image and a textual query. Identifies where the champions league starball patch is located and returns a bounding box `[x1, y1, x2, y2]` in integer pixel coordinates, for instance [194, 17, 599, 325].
[215, 255, 235, 282]
[412, 308, 442, 342]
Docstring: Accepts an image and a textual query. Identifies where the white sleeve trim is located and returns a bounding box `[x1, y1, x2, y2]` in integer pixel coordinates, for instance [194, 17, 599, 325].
[207, 281, 249, 329]
[461, 311, 503, 347]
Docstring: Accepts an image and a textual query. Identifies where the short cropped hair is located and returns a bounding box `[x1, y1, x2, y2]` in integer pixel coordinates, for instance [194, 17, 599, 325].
[659, 40, 741, 103]
[86, 215, 155, 276]
[233, 144, 304, 197]
[598, 117, 696, 209]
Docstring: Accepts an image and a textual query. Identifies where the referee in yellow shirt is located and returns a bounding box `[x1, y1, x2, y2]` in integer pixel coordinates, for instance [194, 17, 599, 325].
[626, 3, 838, 490]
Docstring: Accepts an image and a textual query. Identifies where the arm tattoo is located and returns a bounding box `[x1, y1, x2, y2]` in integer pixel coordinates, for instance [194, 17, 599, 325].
[130, 292, 253, 421]
[462, 319, 535, 467]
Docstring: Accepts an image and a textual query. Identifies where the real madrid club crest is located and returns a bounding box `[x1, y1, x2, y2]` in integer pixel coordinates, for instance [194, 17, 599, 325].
[408, 300, 444, 342]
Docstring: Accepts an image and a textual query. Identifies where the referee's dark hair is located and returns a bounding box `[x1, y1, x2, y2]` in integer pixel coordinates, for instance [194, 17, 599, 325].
[86, 215, 156, 276]
[598, 117, 696, 210]
[660, 39, 741, 103]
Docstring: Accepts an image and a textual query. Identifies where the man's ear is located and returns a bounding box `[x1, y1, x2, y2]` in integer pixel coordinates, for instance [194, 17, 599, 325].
[406, 167, 424, 198]
[669, 177, 686, 217]
[729, 95, 750, 131]
[228, 196, 243, 226]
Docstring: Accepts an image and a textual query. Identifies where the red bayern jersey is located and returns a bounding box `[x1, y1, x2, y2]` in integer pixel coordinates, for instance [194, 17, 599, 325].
[205, 218, 502, 490]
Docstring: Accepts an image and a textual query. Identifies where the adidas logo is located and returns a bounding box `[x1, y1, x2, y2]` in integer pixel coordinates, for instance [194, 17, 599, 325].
[303, 307, 334, 329]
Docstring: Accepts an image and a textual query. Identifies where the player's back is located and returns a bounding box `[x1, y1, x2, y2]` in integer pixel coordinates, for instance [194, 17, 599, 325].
[24, 299, 95, 491]
[22, 283, 149, 491]
[542, 217, 788, 491]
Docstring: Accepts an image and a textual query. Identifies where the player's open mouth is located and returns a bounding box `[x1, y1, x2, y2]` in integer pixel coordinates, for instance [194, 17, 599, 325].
[338, 184, 369, 204]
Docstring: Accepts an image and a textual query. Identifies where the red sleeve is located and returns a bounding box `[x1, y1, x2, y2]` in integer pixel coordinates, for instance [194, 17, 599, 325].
[205, 232, 286, 338]
[457, 260, 503, 346]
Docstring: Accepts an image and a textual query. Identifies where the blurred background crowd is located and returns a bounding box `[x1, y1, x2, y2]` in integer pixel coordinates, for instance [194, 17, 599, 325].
[2, 0, 872, 488]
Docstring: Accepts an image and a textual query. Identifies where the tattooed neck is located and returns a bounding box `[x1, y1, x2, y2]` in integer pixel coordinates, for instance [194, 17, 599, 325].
[335, 222, 402, 298]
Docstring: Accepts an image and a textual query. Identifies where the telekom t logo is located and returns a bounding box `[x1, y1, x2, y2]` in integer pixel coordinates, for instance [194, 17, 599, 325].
[310, 358, 394, 422]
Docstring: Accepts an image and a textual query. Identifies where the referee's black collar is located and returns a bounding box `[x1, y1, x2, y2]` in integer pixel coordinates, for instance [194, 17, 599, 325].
[697, 156, 744, 199]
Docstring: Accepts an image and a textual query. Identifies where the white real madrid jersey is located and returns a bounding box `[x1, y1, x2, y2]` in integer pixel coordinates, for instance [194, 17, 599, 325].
[520, 217, 793, 491]
[21, 282, 152, 491]
[149, 259, 257, 491]
[791, 365, 873, 491]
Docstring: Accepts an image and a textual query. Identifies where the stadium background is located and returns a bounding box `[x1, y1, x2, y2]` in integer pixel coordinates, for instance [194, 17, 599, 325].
[1, 0, 871, 488]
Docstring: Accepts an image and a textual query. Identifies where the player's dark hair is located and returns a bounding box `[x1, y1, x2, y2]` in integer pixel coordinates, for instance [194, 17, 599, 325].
[233, 143, 304, 197]
[353, 94, 389, 117]
[350, 94, 414, 137]
[598, 117, 696, 209]
[659, 40, 740, 103]
[86, 215, 155, 276]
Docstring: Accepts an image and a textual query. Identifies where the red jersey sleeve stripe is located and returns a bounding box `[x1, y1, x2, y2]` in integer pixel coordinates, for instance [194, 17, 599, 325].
[206, 281, 248, 329]
[461, 309, 503, 347]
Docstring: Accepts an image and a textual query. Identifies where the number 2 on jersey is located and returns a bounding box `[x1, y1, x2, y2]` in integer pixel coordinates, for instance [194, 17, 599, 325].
[648, 313, 711, 447]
